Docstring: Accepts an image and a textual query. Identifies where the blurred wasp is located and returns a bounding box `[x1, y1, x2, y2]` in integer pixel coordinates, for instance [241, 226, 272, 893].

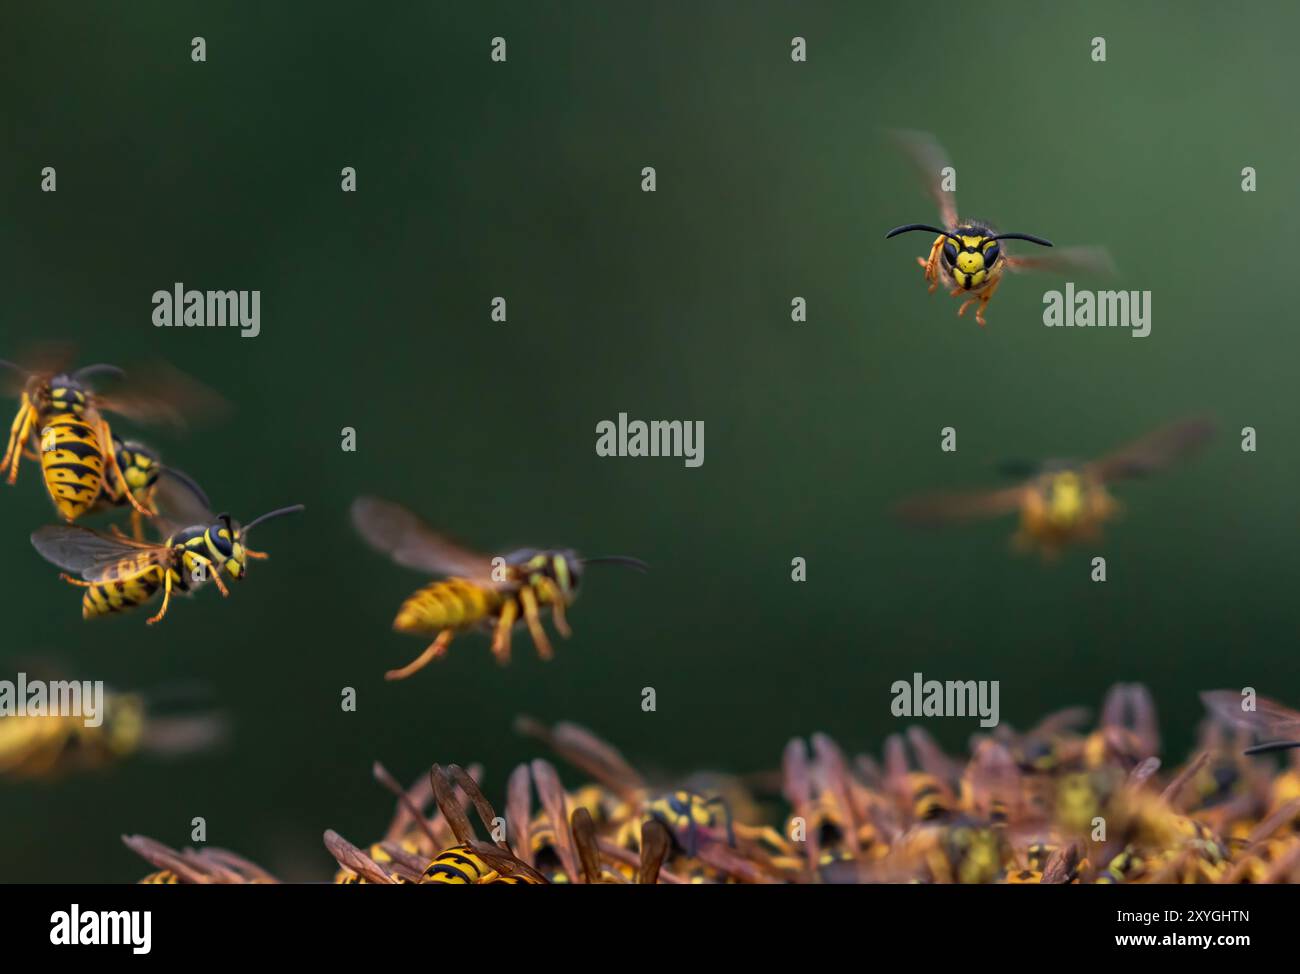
[1201, 691, 1300, 756]
[0, 685, 224, 780]
[31, 481, 303, 623]
[885, 130, 1114, 327]
[1, 351, 221, 523]
[123, 835, 278, 884]
[351, 496, 646, 678]
[514, 716, 767, 879]
[896, 417, 1214, 559]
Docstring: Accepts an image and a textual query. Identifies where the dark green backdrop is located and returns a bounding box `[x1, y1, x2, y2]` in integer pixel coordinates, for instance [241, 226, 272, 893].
[2, 2, 1297, 882]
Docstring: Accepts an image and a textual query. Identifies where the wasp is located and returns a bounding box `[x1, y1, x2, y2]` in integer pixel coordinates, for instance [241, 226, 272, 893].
[351, 496, 646, 678]
[895, 417, 1214, 558]
[123, 835, 278, 884]
[30, 495, 304, 624]
[1202, 690, 1300, 757]
[0, 358, 157, 522]
[885, 130, 1115, 326]
[0, 686, 223, 779]
[89, 435, 208, 540]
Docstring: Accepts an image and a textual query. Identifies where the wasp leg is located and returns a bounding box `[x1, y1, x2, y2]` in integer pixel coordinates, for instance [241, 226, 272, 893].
[147, 572, 175, 625]
[491, 600, 519, 665]
[3, 398, 36, 484]
[518, 587, 555, 661]
[974, 276, 1001, 327]
[186, 554, 229, 597]
[59, 573, 94, 588]
[919, 235, 945, 293]
[549, 591, 572, 639]
[385, 629, 454, 681]
[97, 416, 152, 516]
[243, 549, 269, 560]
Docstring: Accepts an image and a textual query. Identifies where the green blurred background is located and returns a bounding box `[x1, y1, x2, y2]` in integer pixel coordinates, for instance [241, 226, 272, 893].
[1, 1, 1297, 882]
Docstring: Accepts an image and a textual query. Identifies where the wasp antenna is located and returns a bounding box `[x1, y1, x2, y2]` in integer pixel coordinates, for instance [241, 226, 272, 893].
[241, 504, 305, 536]
[886, 223, 961, 243]
[71, 363, 126, 382]
[1244, 740, 1300, 756]
[989, 232, 1054, 247]
[582, 555, 649, 572]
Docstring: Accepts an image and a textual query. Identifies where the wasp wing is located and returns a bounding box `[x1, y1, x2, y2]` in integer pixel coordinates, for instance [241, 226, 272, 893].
[31, 525, 174, 582]
[351, 496, 495, 581]
[93, 361, 229, 431]
[1087, 417, 1215, 483]
[1004, 245, 1116, 277]
[888, 129, 959, 229]
[895, 484, 1028, 526]
[151, 466, 215, 535]
[1201, 690, 1300, 739]
[0, 343, 79, 398]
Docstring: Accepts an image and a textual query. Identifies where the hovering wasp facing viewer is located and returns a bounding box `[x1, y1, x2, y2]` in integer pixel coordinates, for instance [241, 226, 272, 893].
[351, 496, 646, 678]
[30, 481, 303, 624]
[896, 417, 1214, 558]
[885, 130, 1114, 326]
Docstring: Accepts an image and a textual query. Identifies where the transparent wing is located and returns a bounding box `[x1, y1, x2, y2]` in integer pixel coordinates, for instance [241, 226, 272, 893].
[1088, 417, 1215, 483]
[888, 129, 959, 229]
[31, 525, 173, 582]
[152, 466, 215, 533]
[93, 361, 229, 431]
[1004, 245, 1116, 277]
[1201, 691, 1300, 739]
[351, 496, 495, 580]
[895, 484, 1028, 526]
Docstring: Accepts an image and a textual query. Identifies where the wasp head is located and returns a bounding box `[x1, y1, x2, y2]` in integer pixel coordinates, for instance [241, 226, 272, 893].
[885, 223, 1053, 290]
[117, 441, 161, 493]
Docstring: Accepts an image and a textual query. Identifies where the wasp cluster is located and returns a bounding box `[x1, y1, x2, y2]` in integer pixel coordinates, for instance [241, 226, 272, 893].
[124, 685, 1300, 885]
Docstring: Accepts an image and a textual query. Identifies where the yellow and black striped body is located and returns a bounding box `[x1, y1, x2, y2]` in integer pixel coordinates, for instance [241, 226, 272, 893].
[420, 845, 543, 885]
[139, 870, 180, 885]
[394, 578, 503, 635]
[38, 409, 107, 522]
[79, 527, 217, 619]
[906, 773, 954, 823]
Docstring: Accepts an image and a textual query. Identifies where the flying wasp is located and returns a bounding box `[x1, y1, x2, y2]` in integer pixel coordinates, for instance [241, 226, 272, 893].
[895, 417, 1214, 558]
[0, 686, 224, 780]
[884, 130, 1114, 327]
[30, 486, 303, 623]
[1, 352, 220, 524]
[351, 496, 646, 678]
[1201, 691, 1300, 756]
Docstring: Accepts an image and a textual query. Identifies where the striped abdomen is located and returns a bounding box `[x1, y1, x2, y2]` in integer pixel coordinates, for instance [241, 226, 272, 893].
[394, 578, 502, 635]
[421, 845, 541, 885]
[39, 411, 106, 521]
[82, 565, 174, 619]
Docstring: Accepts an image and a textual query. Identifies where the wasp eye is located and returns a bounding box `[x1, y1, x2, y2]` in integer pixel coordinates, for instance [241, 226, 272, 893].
[942, 242, 957, 266]
[983, 242, 1000, 266]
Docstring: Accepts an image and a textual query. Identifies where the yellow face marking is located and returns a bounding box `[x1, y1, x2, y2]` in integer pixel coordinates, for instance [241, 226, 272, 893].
[1046, 472, 1084, 526]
